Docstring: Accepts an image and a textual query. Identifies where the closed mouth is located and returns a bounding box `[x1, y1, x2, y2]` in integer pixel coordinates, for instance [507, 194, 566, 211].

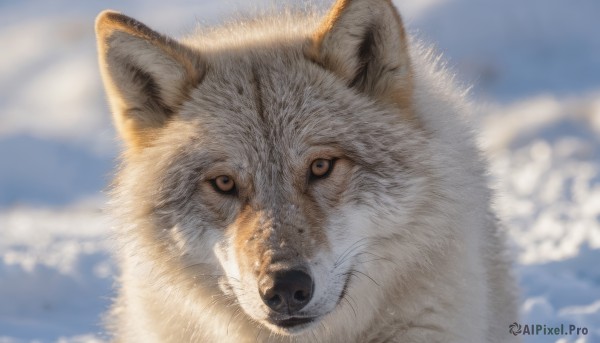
[270, 316, 315, 328]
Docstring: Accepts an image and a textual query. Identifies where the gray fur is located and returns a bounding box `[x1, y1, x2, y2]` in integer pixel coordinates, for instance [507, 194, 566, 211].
[96, 1, 519, 342]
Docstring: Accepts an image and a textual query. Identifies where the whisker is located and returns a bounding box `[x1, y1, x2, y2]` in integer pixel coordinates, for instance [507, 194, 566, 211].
[351, 270, 380, 287]
[334, 237, 371, 268]
[343, 296, 357, 318]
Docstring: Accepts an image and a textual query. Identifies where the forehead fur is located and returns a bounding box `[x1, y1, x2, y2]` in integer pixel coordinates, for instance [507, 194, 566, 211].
[161, 41, 417, 166]
[116, 8, 431, 226]
[160, 60, 417, 190]
[181, 10, 321, 51]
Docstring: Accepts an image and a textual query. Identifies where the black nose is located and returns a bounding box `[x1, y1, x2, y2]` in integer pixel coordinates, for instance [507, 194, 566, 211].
[259, 269, 314, 314]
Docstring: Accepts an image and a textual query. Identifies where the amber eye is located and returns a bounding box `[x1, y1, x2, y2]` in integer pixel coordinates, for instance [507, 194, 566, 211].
[309, 158, 334, 180]
[211, 175, 237, 195]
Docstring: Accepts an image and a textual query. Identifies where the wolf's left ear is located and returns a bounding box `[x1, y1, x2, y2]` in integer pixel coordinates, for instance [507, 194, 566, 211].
[95, 11, 204, 150]
[306, 0, 412, 106]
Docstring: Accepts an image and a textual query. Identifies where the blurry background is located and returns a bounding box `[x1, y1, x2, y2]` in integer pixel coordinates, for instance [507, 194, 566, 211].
[1, 0, 599, 342]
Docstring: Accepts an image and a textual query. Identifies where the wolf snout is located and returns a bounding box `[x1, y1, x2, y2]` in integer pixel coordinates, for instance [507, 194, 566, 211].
[259, 269, 314, 314]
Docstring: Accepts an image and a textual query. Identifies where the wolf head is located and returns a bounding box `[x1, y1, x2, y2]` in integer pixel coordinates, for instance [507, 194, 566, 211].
[97, 0, 450, 336]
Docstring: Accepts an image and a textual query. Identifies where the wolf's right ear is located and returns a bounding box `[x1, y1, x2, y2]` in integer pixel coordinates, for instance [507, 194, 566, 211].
[95, 11, 204, 150]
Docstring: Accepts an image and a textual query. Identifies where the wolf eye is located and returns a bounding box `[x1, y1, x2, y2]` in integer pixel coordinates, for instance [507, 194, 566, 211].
[211, 175, 237, 195]
[309, 158, 335, 180]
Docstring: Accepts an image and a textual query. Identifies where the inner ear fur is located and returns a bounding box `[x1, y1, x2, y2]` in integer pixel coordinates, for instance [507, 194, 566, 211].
[95, 10, 205, 150]
[305, 0, 413, 107]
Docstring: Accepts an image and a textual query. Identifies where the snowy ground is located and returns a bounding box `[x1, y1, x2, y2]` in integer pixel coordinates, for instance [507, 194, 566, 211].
[1, 0, 599, 342]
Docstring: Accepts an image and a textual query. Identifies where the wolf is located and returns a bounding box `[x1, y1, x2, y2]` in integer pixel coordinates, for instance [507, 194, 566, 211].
[95, 0, 518, 342]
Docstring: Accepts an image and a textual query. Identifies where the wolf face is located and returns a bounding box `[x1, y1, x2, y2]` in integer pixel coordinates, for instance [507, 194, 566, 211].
[97, 0, 453, 337]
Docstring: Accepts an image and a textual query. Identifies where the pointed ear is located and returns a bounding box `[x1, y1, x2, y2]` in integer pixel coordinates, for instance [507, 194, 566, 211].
[95, 10, 205, 150]
[305, 0, 412, 107]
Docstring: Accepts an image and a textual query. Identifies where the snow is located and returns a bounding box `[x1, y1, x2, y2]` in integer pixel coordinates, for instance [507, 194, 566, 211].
[0, 203, 112, 342]
[0, 0, 598, 342]
[485, 94, 600, 342]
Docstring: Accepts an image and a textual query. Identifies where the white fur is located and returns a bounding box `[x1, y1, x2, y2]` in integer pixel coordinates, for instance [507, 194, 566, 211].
[98, 2, 519, 342]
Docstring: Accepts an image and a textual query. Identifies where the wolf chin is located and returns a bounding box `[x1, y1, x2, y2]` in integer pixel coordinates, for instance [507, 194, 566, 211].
[95, 0, 518, 342]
